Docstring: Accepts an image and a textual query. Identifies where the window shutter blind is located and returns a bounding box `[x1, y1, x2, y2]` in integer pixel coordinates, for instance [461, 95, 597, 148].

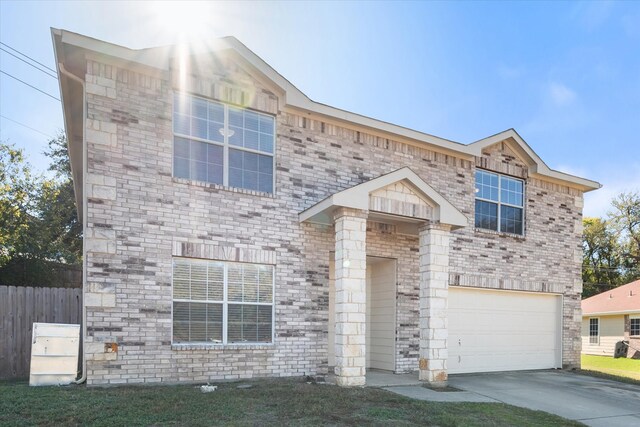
[227, 264, 243, 302]
[173, 258, 273, 344]
[173, 259, 190, 299]
[173, 301, 190, 342]
[257, 305, 272, 342]
[190, 302, 207, 341]
[190, 262, 207, 301]
[228, 304, 244, 342]
[258, 265, 273, 303]
[207, 262, 224, 301]
[243, 264, 259, 303]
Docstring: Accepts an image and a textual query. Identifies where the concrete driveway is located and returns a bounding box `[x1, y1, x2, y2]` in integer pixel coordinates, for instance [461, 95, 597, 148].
[384, 370, 640, 426]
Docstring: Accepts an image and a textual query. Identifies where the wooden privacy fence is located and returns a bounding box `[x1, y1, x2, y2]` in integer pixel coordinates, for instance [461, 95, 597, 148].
[0, 286, 82, 379]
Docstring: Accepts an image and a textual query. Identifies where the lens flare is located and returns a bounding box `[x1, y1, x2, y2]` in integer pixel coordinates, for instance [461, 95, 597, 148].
[153, 1, 213, 42]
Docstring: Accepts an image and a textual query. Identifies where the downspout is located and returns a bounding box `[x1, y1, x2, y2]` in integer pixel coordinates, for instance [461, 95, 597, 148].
[58, 63, 87, 384]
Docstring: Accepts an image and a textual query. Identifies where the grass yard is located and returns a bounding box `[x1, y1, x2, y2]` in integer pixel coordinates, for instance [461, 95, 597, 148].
[581, 354, 640, 381]
[0, 377, 582, 427]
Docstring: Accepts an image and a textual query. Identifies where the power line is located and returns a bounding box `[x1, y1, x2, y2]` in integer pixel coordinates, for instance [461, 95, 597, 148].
[583, 265, 640, 272]
[0, 114, 54, 139]
[0, 41, 57, 74]
[0, 70, 60, 101]
[0, 47, 58, 79]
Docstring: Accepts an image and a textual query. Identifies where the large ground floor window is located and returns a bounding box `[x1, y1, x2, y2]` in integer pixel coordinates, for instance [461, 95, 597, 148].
[172, 257, 274, 344]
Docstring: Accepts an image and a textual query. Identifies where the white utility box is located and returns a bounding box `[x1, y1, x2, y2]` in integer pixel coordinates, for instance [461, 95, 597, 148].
[29, 322, 80, 386]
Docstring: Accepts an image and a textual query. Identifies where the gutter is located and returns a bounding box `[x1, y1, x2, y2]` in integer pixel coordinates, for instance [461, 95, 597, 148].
[582, 310, 640, 317]
[57, 62, 87, 385]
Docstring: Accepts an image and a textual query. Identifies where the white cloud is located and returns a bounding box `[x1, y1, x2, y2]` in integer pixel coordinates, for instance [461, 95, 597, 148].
[520, 84, 587, 136]
[583, 162, 640, 218]
[548, 82, 577, 106]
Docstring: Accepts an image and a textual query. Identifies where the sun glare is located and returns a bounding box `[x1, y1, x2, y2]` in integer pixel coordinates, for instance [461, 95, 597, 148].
[152, 1, 214, 42]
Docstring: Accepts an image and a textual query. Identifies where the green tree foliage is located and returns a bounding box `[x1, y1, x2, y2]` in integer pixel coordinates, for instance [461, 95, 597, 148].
[0, 133, 81, 286]
[582, 217, 623, 298]
[609, 192, 640, 266]
[0, 144, 38, 266]
[41, 132, 82, 263]
[582, 192, 640, 298]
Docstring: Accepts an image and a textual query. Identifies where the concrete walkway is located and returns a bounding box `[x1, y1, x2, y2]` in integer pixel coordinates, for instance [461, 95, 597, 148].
[376, 370, 640, 427]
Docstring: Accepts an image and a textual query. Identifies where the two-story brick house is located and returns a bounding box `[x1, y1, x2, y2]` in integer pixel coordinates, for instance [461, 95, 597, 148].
[52, 29, 600, 386]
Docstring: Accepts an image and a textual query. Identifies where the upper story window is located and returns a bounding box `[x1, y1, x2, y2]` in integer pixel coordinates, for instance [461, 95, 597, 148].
[173, 93, 275, 193]
[475, 170, 524, 235]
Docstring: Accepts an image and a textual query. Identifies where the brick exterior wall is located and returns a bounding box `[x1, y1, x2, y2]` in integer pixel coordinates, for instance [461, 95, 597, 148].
[81, 53, 584, 385]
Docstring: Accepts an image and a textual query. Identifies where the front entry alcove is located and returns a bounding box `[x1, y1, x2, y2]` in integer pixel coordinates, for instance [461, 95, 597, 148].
[328, 255, 397, 373]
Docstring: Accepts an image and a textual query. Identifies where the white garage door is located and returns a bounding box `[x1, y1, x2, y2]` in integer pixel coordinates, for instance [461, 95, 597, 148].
[448, 287, 562, 374]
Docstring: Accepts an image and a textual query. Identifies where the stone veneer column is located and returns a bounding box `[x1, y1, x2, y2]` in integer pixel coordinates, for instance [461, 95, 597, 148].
[418, 223, 451, 387]
[333, 207, 368, 387]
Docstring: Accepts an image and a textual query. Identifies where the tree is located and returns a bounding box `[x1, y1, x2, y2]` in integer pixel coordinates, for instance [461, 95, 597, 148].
[0, 143, 38, 266]
[40, 132, 82, 264]
[609, 192, 640, 273]
[582, 217, 623, 298]
[0, 133, 81, 286]
[581, 192, 640, 298]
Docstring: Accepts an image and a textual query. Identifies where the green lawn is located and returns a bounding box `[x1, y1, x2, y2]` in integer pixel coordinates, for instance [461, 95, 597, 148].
[0, 378, 583, 427]
[581, 354, 640, 381]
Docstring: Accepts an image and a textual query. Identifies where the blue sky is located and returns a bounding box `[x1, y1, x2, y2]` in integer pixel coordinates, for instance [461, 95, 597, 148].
[1, 1, 639, 217]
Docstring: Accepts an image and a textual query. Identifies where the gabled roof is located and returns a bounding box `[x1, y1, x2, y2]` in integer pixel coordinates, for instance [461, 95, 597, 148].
[299, 167, 468, 230]
[582, 280, 640, 316]
[51, 28, 601, 221]
[468, 129, 599, 190]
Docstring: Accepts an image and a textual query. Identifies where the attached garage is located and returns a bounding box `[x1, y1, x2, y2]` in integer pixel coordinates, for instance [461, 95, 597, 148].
[448, 287, 562, 374]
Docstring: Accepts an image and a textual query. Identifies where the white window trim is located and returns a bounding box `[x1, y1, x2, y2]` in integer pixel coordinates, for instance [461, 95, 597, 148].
[630, 316, 640, 337]
[589, 317, 600, 345]
[475, 169, 526, 236]
[171, 258, 275, 346]
[172, 92, 276, 194]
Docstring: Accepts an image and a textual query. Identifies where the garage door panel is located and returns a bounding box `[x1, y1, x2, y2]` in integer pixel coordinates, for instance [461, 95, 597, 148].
[451, 352, 556, 373]
[448, 288, 561, 374]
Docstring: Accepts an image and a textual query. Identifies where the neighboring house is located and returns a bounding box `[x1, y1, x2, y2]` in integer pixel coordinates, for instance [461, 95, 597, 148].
[582, 280, 640, 359]
[52, 28, 601, 387]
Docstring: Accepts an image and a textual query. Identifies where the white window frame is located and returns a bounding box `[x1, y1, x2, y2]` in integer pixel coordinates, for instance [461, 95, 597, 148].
[630, 316, 640, 337]
[589, 317, 599, 345]
[171, 257, 275, 346]
[475, 169, 526, 235]
[172, 92, 276, 194]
